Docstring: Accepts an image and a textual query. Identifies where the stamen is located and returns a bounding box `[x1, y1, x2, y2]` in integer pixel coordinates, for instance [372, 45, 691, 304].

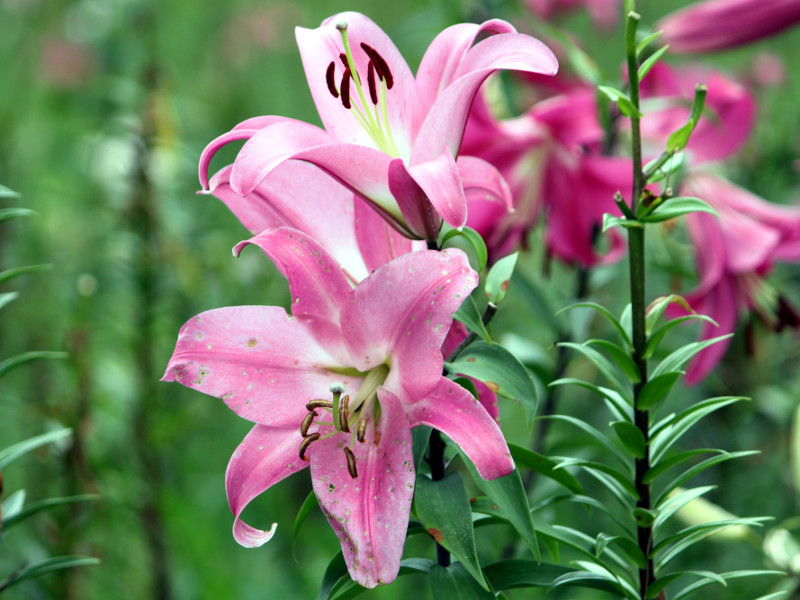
[356, 417, 368, 443]
[337, 395, 351, 433]
[343, 447, 358, 478]
[367, 61, 378, 105]
[325, 61, 339, 98]
[360, 43, 393, 89]
[306, 399, 333, 410]
[340, 68, 352, 109]
[300, 410, 317, 437]
[299, 432, 321, 461]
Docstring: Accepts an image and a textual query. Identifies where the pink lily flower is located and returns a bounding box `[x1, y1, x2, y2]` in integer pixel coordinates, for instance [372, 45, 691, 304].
[462, 84, 631, 265]
[655, 0, 800, 54]
[162, 228, 513, 587]
[638, 63, 756, 164]
[225, 12, 557, 241]
[526, 0, 622, 28]
[674, 172, 800, 383]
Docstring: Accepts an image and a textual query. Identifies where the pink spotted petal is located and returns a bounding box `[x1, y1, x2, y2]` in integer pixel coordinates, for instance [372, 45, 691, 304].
[234, 228, 353, 334]
[308, 391, 414, 588]
[353, 196, 414, 273]
[456, 155, 513, 213]
[198, 116, 291, 189]
[226, 425, 308, 547]
[407, 377, 513, 480]
[442, 322, 500, 422]
[208, 163, 369, 283]
[162, 305, 357, 426]
[387, 158, 442, 241]
[341, 249, 478, 400]
[407, 146, 468, 230]
[412, 33, 557, 165]
[296, 12, 417, 155]
[415, 20, 517, 119]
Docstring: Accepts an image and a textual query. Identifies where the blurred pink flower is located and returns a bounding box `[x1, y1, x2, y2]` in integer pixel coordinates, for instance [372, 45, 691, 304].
[527, 0, 622, 27]
[225, 12, 556, 241]
[676, 172, 800, 383]
[655, 0, 800, 53]
[163, 229, 512, 587]
[462, 83, 631, 265]
[638, 62, 756, 163]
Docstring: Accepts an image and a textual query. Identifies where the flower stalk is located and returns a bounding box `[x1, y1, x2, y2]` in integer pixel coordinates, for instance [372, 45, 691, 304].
[623, 3, 655, 596]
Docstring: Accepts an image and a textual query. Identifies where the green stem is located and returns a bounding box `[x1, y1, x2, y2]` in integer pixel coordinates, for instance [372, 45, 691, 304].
[624, 6, 655, 597]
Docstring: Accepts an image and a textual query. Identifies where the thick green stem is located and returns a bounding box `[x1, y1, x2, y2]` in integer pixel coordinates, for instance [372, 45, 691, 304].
[624, 6, 655, 597]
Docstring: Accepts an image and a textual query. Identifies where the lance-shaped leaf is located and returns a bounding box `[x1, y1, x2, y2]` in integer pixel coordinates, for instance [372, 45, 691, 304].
[484, 252, 518, 305]
[429, 563, 496, 599]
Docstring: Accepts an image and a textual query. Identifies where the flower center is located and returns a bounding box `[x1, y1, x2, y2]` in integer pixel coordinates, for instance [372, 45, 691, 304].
[297, 365, 390, 479]
[325, 22, 401, 157]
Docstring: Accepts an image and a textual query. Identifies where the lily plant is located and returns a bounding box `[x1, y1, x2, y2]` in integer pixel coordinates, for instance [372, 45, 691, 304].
[214, 12, 557, 242]
[162, 228, 513, 587]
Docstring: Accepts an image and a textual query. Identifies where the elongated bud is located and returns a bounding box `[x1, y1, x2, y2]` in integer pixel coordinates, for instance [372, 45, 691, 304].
[299, 432, 321, 461]
[343, 447, 358, 478]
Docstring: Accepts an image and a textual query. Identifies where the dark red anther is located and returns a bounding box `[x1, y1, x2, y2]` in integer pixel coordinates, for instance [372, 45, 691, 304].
[339, 52, 349, 69]
[367, 61, 378, 105]
[340, 68, 352, 109]
[326, 61, 339, 98]
[360, 43, 393, 89]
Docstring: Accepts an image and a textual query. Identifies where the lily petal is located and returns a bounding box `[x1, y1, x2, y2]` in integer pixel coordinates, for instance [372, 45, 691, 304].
[226, 425, 308, 547]
[234, 228, 353, 334]
[162, 306, 358, 426]
[406, 377, 513, 480]
[353, 195, 414, 273]
[456, 155, 513, 213]
[412, 33, 557, 164]
[296, 12, 417, 155]
[308, 391, 414, 588]
[341, 249, 478, 399]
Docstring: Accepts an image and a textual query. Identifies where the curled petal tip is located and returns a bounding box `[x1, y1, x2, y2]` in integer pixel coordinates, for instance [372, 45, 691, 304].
[233, 520, 278, 548]
[232, 239, 250, 257]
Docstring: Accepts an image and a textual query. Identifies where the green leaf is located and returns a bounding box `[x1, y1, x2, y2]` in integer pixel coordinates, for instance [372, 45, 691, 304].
[0, 291, 19, 311]
[0, 351, 68, 378]
[598, 85, 642, 118]
[509, 444, 583, 494]
[637, 30, 664, 54]
[603, 213, 642, 232]
[1, 490, 26, 520]
[552, 569, 638, 599]
[0, 184, 20, 198]
[317, 552, 349, 600]
[454, 296, 491, 344]
[441, 226, 488, 273]
[655, 450, 760, 506]
[652, 334, 733, 378]
[0, 207, 35, 222]
[633, 507, 657, 528]
[485, 252, 518, 305]
[671, 571, 784, 600]
[645, 449, 720, 486]
[445, 341, 538, 427]
[638, 45, 669, 81]
[646, 571, 726, 599]
[793, 403, 800, 495]
[429, 563, 495, 599]
[651, 396, 748, 461]
[542, 415, 629, 467]
[0, 556, 100, 592]
[484, 559, 573, 590]
[637, 371, 682, 410]
[549, 378, 632, 422]
[460, 453, 539, 559]
[0, 263, 52, 285]
[0, 428, 72, 470]
[645, 294, 693, 334]
[641, 197, 718, 223]
[557, 302, 632, 349]
[666, 120, 695, 153]
[555, 458, 637, 500]
[292, 491, 318, 559]
[587, 339, 640, 383]
[644, 152, 686, 183]
[412, 425, 432, 473]
[2, 494, 98, 530]
[415, 473, 487, 589]
[645, 315, 718, 359]
[654, 485, 716, 529]
[611, 421, 646, 458]
[558, 342, 632, 398]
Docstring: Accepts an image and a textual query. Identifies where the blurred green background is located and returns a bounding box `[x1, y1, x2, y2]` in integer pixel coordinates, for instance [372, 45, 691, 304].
[1, 0, 799, 598]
